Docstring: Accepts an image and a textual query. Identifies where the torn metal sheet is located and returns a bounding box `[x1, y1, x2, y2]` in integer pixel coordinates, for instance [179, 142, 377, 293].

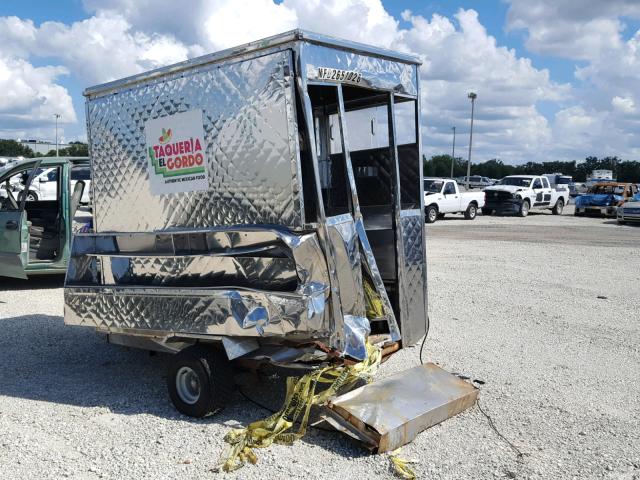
[326, 363, 479, 452]
[222, 337, 260, 360]
[240, 345, 329, 366]
[64, 285, 328, 338]
[65, 227, 332, 340]
[325, 214, 370, 360]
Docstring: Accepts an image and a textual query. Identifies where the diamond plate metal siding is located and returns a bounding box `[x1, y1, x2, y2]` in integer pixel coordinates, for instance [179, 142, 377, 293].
[398, 210, 427, 346]
[326, 214, 365, 317]
[64, 228, 332, 339]
[105, 256, 297, 291]
[87, 50, 302, 232]
[64, 287, 327, 338]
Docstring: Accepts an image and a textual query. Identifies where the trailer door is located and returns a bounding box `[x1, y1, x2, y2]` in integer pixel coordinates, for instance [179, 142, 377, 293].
[320, 83, 426, 347]
[389, 95, 428, 346]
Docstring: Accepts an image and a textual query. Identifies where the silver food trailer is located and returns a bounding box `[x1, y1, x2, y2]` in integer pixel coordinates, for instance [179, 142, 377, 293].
[64, 30, 433, 419]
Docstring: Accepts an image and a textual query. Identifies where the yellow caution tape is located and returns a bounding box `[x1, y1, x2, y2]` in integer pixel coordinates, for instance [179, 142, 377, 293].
[218, 341, 382, 472]
[389, 449, 417, 480]
[363, 276, 385, 319]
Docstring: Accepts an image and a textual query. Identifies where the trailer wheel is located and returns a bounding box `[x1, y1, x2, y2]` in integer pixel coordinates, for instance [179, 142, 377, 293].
[464, 203, 477, 220]
[552, 198, 564, 215]
[167, 346, 235, 418]
[425, 205, 438, 223]
[518, 199, 530, 217]
[481, 207, 492, 216]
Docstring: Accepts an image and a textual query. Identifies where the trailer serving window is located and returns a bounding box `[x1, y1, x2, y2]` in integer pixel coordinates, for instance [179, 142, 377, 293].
[308, 85, 351, 217]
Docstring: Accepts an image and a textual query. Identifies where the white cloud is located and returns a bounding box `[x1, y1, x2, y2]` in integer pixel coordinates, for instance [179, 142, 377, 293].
[506, 0, 640, 60]
[394, 9, 566, 162]
[0, 54, 76, 136]
[0, 16, 37, 57]
[612, 96, 635, 114]
[507, 0, 640, 159]
[35, 14, 196, 84]
[7, 0, 632, 161]
[0, 11, 199, 141]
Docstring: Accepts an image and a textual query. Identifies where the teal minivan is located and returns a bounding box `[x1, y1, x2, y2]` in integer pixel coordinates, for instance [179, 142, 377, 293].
[0, 157, 90, 279]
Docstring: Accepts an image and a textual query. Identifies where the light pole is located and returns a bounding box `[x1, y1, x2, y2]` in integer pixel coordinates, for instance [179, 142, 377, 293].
[450, 126, 456, 179]
[54, 113, 61, 156]
[466, 92, 477, 190]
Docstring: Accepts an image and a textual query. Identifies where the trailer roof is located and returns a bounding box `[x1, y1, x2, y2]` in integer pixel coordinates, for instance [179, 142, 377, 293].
[84, 29, 421, 97]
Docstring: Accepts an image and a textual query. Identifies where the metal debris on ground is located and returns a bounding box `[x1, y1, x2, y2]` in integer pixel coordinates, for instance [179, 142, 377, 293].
[325, 362, 479, 453]
[217, 342, 382, 472]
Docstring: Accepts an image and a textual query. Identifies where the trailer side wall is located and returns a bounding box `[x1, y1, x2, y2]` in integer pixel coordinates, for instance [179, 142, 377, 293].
[87, 50, 303, 232]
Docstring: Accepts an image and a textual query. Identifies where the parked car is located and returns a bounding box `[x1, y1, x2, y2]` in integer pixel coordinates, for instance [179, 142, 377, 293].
[617, 193, 640, 224]
[574, 182, 639, 217]
[0, 157, 21, 171]
[458, 175, 493, 189]
[543, 173, 572, 190]
[482, 175, 569, 217]
[0, 156, 90, 279]
[423, 178, 485, 223]
[30, 165, 92, 203]
[569, 182, 587, 197]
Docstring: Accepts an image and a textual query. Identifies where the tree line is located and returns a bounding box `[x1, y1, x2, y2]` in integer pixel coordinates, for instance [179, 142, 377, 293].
[0, 139, 88, 158]
[3, 137, 639, 183]
[424, 155, 640, 183]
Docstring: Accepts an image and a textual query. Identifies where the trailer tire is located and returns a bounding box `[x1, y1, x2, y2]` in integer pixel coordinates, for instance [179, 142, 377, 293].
[464, 203, 477, 220]
[167, 346, 235, 418]
[552, 198, 564, 215]
[481, 207, 492, 216]
[425, 205, 438, 224]
[518, 199, 530, 217]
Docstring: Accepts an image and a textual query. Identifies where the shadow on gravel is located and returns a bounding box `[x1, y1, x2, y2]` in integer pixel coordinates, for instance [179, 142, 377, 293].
[0, 313, 366, 458]
[602, 219, 640, 226]
[0, 275, 66, 291]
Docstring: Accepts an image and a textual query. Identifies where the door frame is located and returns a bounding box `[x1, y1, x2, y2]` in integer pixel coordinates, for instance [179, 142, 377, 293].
[0, 160, 42, 279]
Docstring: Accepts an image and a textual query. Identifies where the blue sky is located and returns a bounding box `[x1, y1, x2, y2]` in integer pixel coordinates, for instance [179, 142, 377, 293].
[1, 0, 639, 162]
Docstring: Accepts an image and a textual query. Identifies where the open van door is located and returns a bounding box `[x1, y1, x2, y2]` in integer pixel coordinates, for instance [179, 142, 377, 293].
[0, 161, 40, 279]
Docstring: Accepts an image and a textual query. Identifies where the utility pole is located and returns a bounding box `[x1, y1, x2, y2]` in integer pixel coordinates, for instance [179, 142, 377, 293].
[450, 126, 456, 179]
[54, 113, 61, 156]
[466, 93, 477, 189]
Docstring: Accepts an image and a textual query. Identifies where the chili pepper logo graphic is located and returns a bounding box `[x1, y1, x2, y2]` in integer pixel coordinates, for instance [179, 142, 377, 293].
[159, 128, 172, 144]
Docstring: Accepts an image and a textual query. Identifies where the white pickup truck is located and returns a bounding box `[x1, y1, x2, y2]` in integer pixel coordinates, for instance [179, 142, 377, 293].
[482, 175, 569, 217]
[423, 178, 485, 223]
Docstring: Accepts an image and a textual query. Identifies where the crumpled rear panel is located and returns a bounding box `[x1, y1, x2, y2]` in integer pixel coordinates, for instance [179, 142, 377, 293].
[87, 50, 302, 232]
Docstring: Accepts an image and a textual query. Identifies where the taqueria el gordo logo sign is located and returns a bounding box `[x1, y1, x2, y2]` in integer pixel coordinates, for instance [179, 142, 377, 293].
[149, 136, 205, 177]
[145, 110, 209, 195]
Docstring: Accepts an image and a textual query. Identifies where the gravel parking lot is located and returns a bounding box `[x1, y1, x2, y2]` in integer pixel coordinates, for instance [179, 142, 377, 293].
[1, 205, 638, 479]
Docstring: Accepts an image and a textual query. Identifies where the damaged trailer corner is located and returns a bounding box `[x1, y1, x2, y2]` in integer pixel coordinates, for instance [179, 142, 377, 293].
[63, 29, 474, 455]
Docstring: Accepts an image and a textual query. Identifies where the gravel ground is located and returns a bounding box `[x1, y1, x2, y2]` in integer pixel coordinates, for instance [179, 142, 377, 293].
[0, 205, 639, 479]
